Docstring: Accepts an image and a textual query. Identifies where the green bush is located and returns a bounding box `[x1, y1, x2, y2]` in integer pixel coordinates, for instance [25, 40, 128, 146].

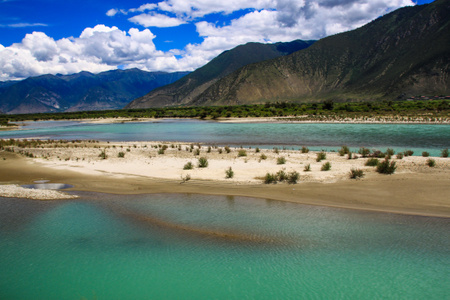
[304, 164, 311, 172]
[158, 148, 165, 155]
[255, 147, 260, 153]
[426, 158, 436, 167]
[396, 152, 404, 159]
[287, 171, 300, 184]
[225, 167, 234, 178]
[349, 168, 364, 179]
[218, 148, 223, 154]
[338, 145, 350, 156]
[276, 169, 288, 181]
[376, 158, 397, 174]
[316, 152, 326, 162]
[422, 151, 430, 157]
[404, 150, 414, 157]
[321, 162, 331, 171]
[358, 147, 371, 157]
[386, 148, 395, 156]
[118, 151, 125, 158]
[441, 148, 449, 158]
[277, 156, 286, 165]
[183, 162, 193, 170]
[301, 146, 309, 153]
[260, 154, 267, 160]
[99, 149, 107, 159]
[238, 149, 247, 157]
[224, 146, 231, 153]
[365, 158, 379, 166]
[198, 157, 208, 168]
[264, 173, 278, 184]
[194, 148, 200, 156]
[273, 147, 279, 154]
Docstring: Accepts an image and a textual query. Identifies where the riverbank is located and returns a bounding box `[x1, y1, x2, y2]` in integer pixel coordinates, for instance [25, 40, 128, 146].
[1, 142, 449, 217]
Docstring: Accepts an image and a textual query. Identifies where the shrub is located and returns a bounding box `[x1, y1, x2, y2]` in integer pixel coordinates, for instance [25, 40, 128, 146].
[99, 149, 107, 159]
[365, 158, 379, 166]
[287, 171, 300, 184]
[304, 164, 311, 172]
[376, 158, 397, 174]
[301, 146, 309, 153]
[194, 148, 200, 156]
[404, 150, 414, 157]
[255, 147, 260, 153]
[276, 169, 288, 181]
[338, 145, 350, 156]
[277, 156, 286, 165]
[158, 148, 165, 155]
[218, 148, 223, 154]
[118, 151, 125, 158]
[316, 152, 326, 162]
[181, 174, 191, 183]
[207, 146, 211, 153]
[264, 173, 278, 184]
[224, 146, 231, 153]
[238, 149, 247, 157]
[321, 162, 331, 171]
[260, 154, 267, 160]
[358, 147, 371, 157]
[349, 168, 364, 179]
[225, 167, 234, 178]
[426, 158, 436, 167]
[422, 151, 430, 157]
[198, 157, 208, 168]
[183, 162, 193, 170]
[371, 150, 385, 158]
[441, 148, 448, 158]
[347, 152, 353, 160]
[273, 147, 279, 154]
[386, 148, 395, 156]
[396, 152, 404, 159]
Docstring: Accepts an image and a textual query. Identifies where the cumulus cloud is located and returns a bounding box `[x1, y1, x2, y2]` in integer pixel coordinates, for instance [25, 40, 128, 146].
[0, 0, 417, 81]
[0, 25, 183, 81]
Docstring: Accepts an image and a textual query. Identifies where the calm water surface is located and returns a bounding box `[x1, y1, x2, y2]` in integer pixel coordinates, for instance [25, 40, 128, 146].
[0, 193, 449, 299]
[1, 119, 449, 155]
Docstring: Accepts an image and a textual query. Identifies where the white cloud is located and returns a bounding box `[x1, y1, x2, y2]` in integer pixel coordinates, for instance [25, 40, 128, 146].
[106, 9, 119, 17]
[129, 13, 186, 28]
[1, 0, 417, 81]
[0, 22, 48, 28]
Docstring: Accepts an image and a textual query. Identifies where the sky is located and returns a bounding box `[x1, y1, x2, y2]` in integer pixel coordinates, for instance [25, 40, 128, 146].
[0, 0, 435, 81]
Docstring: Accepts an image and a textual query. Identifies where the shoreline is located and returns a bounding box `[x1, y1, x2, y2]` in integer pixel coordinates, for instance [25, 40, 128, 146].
[4, 115, 450, 128]
[1, 142, 449, 218]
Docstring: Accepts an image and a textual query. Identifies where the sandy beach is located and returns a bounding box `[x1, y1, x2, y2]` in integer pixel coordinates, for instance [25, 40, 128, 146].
[1, 140, 449, 217]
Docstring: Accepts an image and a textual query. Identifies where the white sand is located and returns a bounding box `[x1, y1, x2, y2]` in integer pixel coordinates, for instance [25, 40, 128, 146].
[0, 184, 78, 200]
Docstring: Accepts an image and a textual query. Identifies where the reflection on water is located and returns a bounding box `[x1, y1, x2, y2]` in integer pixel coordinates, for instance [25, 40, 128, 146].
[0, 193, 449, 299]
[21, 183, 74, 190]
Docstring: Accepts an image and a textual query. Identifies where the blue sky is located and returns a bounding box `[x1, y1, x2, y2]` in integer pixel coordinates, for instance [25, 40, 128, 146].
[0, 0, 435, 81]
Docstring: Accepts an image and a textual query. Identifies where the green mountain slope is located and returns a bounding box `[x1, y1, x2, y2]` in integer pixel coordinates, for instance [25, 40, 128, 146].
[0, 69, 189, 114]
[193, 0, 449, 106]
[126, 40, 315, 108]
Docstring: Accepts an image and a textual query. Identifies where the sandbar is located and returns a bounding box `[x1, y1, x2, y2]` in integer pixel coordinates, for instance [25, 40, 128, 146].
[0, 142, 449, 217]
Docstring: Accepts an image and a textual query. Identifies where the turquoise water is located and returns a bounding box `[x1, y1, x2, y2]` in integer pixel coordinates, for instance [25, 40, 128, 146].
[0, 193, 449, 299]
[1, 119, 449, 156]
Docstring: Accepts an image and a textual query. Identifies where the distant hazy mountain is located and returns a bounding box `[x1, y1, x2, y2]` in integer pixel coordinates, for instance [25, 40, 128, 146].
[191, 0, 449, 106]
[126, 40, 315, 109]
[0, 69, 189, 114]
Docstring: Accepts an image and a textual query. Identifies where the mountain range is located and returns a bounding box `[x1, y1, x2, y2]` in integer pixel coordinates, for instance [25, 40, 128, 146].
[0, 69, 189, 114]
[128, 0, 449, 108]
[126, 40, 315, 109]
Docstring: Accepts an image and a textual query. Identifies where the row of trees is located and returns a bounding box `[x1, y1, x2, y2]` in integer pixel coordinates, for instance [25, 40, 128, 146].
[1, 99, 448, 124]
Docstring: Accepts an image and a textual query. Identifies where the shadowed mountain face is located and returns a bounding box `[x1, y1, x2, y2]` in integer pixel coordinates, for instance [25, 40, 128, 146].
[129, 0, 449, 108]
[0, 69, 189, 114]
[125, 40, 315, 109]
